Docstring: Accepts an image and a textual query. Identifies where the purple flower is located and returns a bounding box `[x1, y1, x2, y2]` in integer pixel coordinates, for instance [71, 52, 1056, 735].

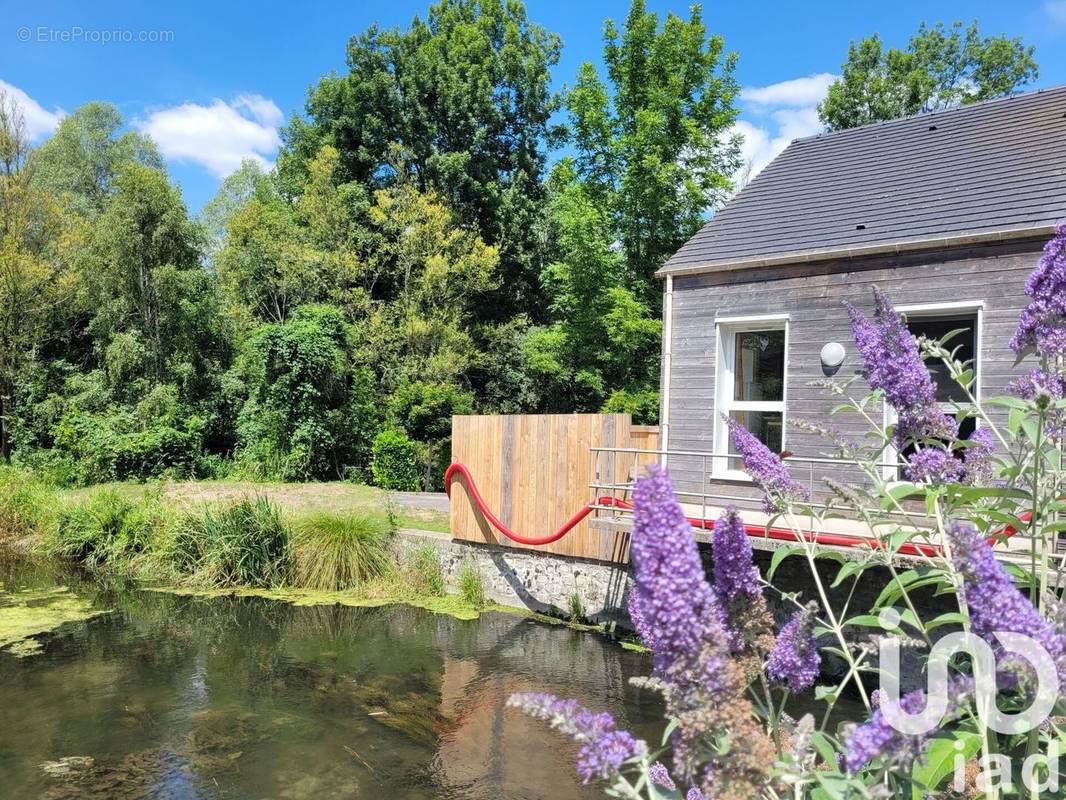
[725, 416, 810, 513]
[507, 692, 645, 783]
[767, 607, 820, 693]
[648, 761, 676, 791]
[628, 465, 727, 674]
[961, 427, 996, 485]
[1011, 220, 1066, 358]
[627, 467, 776, 794]
[844, 680, 967, 773]
[711, 507, 771, 652]
[946, 521, 1064, 678]
[711, 507, 761, 602]
[686, 789, 706, 800]
[847, 288, 957, 445]
[904, 446, 963, 484]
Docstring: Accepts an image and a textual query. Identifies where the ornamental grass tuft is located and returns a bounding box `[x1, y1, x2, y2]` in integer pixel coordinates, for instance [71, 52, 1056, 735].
[290, 512, 395, 591]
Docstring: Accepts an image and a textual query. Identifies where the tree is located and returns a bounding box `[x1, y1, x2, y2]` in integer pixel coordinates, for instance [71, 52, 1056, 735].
[230, 304, 378, 480]
[0, 92, 77, 461]
[819, 21, 1038, 131]
[564, 0, 741, 307]
[363, 178, 498, 391]
[524, 162, 660, 418]
[198, 159, 276, 262]
[32, 102, 163, 216]
[86, 163, 207, 383]
[277, 0, 562, 321]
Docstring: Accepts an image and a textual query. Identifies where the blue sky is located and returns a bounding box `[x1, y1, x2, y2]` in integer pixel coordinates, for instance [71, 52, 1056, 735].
[2, 0, 1064, 213]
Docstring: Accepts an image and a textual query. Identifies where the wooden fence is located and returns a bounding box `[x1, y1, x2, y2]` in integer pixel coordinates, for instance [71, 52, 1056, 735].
[448, 414, 658, 562]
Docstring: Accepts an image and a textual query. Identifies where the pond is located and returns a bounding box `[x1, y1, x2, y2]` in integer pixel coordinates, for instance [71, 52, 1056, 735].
[0, 560, 662, 800]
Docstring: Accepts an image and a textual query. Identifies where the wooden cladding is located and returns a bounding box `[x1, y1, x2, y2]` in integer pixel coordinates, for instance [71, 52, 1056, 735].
[449, 415, 658, 562]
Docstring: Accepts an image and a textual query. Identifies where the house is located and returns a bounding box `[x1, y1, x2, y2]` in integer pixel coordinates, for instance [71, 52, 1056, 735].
[655, 85, 1066, 515]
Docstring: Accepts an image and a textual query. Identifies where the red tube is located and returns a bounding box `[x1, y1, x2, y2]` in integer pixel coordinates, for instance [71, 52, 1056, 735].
[445, 462, 1019, 558]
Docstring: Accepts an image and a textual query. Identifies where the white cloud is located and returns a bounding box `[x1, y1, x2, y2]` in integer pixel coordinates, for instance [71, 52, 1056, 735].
[1045, 0, 1066, 24]
[731, 74, 835, 186]
[0, 80, 65, 140]
[135, 94, 282, 178]
[740, 73, 837, 108]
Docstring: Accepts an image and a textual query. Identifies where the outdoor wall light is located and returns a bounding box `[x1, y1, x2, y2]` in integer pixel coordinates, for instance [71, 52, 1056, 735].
[820, 341, 846, 370]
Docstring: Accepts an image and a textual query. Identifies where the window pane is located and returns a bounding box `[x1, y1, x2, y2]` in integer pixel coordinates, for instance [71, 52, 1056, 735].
[728, 410, 782, 472]
[733, 330, 785, 402]
[905, 314, 977, 404]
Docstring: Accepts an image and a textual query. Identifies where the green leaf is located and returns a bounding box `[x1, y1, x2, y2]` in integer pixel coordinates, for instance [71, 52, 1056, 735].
[881, 483, 921, 509]
[769, 545, 804, 581]
[910, 731, 982, 797]
[831, 558, 868, 588]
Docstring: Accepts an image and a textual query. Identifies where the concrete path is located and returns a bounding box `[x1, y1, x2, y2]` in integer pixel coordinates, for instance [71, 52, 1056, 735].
[389, 491, 450, 513]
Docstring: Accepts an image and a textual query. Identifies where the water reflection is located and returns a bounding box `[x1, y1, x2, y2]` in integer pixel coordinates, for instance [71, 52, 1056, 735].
[0, 572, 661, 799]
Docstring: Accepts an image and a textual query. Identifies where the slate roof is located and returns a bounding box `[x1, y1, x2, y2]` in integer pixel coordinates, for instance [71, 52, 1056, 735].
[659, 85, 1066, 276]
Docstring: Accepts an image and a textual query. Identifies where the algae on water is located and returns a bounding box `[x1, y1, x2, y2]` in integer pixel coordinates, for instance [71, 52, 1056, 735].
[0, 582, 108, 657]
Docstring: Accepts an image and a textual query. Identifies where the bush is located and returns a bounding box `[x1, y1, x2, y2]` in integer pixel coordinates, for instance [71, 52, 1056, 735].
[170, 496, 291, 588]
[457, 560, 485, 608]
[50, 488, 167, 571]
[370, 430, 425, 491]
[404, 543, 446, 597]
[290, 512, 395, 590]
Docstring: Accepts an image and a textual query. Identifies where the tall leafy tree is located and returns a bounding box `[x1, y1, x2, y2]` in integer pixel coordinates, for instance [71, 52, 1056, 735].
[0, 92, 77, 461]
[32, 102, 163, 216]
[819, 21, 1038, 131]
[278, 0, 561, 320]
[564, 0, 741, 306]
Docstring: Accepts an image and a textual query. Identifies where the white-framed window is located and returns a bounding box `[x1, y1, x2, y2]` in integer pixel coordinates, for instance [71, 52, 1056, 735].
[713, 314, 789, 479]
[883, 301, 983, 479]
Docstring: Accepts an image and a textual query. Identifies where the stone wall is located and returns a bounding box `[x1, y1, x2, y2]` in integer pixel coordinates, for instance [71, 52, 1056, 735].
[394, 530, 632, 626]
[396, 529, 945, 689]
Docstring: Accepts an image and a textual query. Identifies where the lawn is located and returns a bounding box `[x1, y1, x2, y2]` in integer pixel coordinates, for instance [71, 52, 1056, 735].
[60, 480, 451, 534]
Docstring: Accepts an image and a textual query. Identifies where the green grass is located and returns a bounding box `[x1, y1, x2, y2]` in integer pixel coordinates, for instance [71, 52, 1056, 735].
[457, 560, 485, 608]
[404, 544, 446, 597]
[61, 479, 450, 534]
[170, 496, 291, 588]
[291, 512, 395, 590]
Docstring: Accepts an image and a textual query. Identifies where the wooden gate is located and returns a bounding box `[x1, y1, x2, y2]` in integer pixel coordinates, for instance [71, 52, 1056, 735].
[448, 414, 658, 562]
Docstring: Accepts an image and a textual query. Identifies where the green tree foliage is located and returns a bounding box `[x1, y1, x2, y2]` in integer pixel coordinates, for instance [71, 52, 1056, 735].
[564, 0, 741, 305]
[524, 162, 660, 417]
[387, 380, 474, 489]
[277, 0, 561, 320]
[522, 0, 733, 419]
[819, 21, 1038, 131]
[32, 102, 163, 216]
[0, 92, 78, 462]
[229, 304, 378, 481]
[6, 0, 752, 485]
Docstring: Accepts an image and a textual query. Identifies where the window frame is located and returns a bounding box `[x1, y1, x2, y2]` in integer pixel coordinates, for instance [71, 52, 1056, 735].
[882, 300, 984, 480]
[713, 314, 790, 480]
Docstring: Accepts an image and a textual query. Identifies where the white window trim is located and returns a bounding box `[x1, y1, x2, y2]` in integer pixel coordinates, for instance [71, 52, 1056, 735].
[882, 300, 984, 480]
[713, 316, 789, 480]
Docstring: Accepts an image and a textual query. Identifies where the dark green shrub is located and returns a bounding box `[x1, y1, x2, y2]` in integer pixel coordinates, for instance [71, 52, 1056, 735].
[171, 496, 291, 588]
[230, 305, 380, 481]
[370, 430, 425, 491]
[291, 512, 395, 590]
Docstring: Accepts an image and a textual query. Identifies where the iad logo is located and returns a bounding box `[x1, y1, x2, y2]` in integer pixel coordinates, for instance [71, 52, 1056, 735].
[876, 608, 1062, 793]
[876, 607, 1059, 736]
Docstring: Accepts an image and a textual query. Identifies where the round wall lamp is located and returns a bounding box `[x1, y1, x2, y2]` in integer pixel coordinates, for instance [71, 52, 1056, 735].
[820, 342, 846, 370]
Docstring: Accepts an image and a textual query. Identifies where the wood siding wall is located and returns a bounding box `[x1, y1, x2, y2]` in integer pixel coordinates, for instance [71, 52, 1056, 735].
[449, 415, 658, 562]
[663, 240, 1045, 502]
